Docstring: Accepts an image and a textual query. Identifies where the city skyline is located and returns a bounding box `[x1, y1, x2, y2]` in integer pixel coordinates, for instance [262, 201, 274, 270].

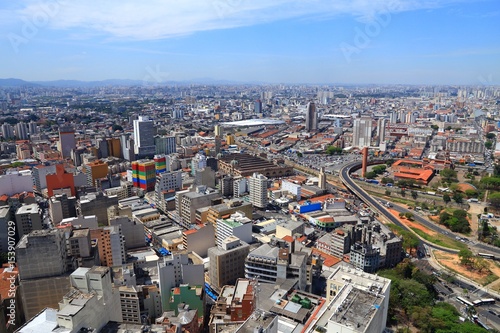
[1, 0, 499, 85]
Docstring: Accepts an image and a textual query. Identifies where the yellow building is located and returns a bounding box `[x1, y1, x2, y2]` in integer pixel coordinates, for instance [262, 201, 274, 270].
[226, 134, 235, 145]
[107, 138, 122, 158]
[84, 159, 108, 186]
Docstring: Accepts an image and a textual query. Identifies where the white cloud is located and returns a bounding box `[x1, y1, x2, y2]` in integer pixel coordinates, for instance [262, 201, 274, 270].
[13, 0, 466, 40]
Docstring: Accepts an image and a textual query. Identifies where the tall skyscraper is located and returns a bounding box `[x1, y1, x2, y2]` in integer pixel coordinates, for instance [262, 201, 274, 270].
[353, 116, 373, 148]
[249, 173, 268, 209]
[377, 118, 386, 145]
[305, 101, 318, 132]
[254, 99, 262, 113]
[58, 126, 76, 158]
[133, 116, 155, 159]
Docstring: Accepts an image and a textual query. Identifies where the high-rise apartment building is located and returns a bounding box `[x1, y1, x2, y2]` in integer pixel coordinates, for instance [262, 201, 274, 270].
[133, 116, 155, 159]
[377, 118, 386, 145]
[248, 173, 268, 209]
[305, 101, 318, 132]
[155, 135, 177, 155]
[90, 225, 126, 267]
[15, 122, 29, 140]
[1, 123, 14, 140]
[58, 126, 76, 159]
[353, 116, 373, 148]
[82, 159, 108, 187]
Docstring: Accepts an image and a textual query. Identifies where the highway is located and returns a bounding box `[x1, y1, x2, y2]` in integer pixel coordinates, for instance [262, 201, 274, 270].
[339, 161, 500, 257]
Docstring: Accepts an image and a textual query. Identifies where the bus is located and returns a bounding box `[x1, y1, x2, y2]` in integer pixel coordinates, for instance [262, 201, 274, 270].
[473, 298, 496, 307]
[456, 296, 474, 307]
[478, 253, 495, 260]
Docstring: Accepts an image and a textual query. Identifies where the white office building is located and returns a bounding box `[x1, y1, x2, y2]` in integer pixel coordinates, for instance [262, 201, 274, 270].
[249, 173, 268, 209]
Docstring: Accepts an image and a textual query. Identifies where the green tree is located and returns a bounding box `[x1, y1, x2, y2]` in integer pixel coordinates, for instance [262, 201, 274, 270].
[452, 192, 464, 204]
[464, 189, 478, 198]
[400, 189, 406, 197]
[430, 124, 439, 131]
[458, 248, 474, 267]
[443, 194, 451, 204]
[365, 171, 377, 179]
[402, 232, 419, 255]
[404, 212, 414, 220]
[385, 190, 391, 196]
[296, 151, 303, 158]
[485, 141, 493, 149]
[411, 191, 418, 200]
[381, 177, 394, 184]
[489, 192, 500, 210]
[440, 168, 457, 182]
[325, 146, 343, 155]
[486, 132, 496, 140]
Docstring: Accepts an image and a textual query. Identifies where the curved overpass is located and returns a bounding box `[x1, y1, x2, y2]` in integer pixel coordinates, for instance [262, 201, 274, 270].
[340, 161, 500, 257]
[339, 161, 457, 253]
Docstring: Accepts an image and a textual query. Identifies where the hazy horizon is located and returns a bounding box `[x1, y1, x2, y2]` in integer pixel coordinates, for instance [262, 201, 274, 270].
[1, 0, 499, 85]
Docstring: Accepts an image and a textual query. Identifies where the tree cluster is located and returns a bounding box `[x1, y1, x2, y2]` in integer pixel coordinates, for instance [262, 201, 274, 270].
[379, 260, 489, 333]
[438, 210, 471, 233]
[325, 145, 343, 155]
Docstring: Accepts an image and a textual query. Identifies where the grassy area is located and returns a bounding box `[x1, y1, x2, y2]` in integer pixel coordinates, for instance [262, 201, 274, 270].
[411, 228, 468, 251]
[366, 190, 416, 206]
[481, 273, 498, 286]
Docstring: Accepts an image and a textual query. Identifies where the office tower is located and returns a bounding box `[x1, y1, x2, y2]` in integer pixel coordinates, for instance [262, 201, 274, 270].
[106, 137, 121, 158]
[353, 116, 373, 148]
[120, 133, 135, 161]
[249, 173, 268, 209]
[377, 118, 386, 145]
[155, 135, 177, 155]
[208, 237, 250, 290]
[15, 203, 43, 239]
[220, 175, 234, 197]
[254, 99, 262, 113]
[305, 101, 318, 132]
[132, 159, 156, 192]
[133, 116, 156, 158]
[191, 152, 207, 176]
[90, 225, 126, 267]
[15, 122, 29, 140]
[82, 159, 108, 187]
[58, 126, 76, 158]
[176, 187, 220, 229]
[1, 123, 14, 140]
[48, 193, 77, 224]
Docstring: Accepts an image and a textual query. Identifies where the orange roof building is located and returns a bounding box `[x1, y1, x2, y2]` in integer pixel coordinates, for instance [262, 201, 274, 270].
[46, 164, 76, 197]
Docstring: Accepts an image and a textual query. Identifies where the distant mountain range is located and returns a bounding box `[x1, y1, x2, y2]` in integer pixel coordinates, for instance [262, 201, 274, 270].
[0, 77, 263, 88]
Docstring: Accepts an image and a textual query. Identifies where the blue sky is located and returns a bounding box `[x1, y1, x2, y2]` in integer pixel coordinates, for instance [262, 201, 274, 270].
[0, 0, 499, 84]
